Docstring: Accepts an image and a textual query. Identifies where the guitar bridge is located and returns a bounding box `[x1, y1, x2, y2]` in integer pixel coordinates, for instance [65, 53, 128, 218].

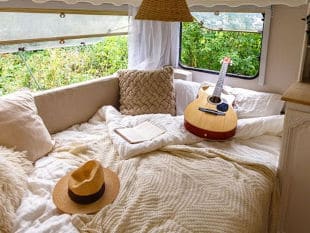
[198, 107, 226, 116]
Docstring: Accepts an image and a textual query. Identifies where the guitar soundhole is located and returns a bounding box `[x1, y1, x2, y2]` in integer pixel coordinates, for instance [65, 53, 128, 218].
[209, 96, 221, 104]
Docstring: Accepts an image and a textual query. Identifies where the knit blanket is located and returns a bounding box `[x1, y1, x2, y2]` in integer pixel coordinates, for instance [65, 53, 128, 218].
[73, 143, 279, 233]
[14, 107, 281, 233]
[72, 110, 281, 233]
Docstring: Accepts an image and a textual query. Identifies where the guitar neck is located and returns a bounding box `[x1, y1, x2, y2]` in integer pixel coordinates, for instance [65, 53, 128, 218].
[212, 61, 230, 98]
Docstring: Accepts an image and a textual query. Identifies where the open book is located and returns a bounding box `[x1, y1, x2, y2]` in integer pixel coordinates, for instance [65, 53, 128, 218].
[115, 121, 166, 144]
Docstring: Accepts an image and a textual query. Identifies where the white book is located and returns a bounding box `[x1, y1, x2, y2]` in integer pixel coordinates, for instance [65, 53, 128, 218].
[115, 121, 165, 144]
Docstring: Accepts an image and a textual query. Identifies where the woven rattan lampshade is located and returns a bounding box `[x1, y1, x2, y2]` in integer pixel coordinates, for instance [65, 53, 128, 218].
[135, 0, 193, 22]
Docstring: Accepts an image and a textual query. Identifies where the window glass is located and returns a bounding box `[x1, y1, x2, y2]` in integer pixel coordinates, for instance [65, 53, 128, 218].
[0, 11, 128, 95]
[0, 12, 128, 50]
[180, 12, 264, 78]
[193, 12, 263, 32]
[0, 36, 128, 95]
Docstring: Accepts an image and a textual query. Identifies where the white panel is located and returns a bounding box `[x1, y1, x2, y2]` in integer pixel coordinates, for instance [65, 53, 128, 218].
[0, 12, 128, 43]
[258, 7, 271, 85]
[279, 103, 310, 233]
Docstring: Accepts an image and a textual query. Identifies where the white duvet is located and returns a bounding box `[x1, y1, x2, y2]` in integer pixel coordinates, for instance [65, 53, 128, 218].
[13, 106, 284, 233]
[102, 105, 283, 160]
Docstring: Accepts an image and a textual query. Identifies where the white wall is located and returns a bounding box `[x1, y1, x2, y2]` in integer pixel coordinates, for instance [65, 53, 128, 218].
[189, 5, 308, 94]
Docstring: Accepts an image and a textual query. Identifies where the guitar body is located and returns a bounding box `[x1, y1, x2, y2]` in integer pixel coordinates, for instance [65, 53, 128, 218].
[184, 85, 237, 140]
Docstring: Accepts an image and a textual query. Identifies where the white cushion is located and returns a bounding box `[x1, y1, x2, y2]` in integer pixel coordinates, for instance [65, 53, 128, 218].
[174, 79, 200, 115]
[0, 90, 54, 161]
[173, 79, 285, 118]
[230, 87, 284, 119]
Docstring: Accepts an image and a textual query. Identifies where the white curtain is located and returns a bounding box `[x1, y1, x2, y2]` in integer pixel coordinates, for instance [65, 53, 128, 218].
[2, 0, 306, 7]
[128, 7, 180, 70]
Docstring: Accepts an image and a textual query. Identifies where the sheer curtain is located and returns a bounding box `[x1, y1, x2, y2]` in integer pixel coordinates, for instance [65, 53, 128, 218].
[128, 7, 180, 70]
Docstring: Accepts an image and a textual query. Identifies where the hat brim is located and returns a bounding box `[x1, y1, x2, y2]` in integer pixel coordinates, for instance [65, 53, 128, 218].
[53, 167, 120, 214]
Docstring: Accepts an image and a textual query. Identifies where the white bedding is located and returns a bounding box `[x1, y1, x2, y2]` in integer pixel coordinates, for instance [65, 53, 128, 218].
[103, 105, 283, 159]
[13, 107, 283, 233]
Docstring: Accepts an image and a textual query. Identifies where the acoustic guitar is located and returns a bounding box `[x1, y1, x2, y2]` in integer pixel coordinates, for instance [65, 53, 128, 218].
[184, 57, 237, 140]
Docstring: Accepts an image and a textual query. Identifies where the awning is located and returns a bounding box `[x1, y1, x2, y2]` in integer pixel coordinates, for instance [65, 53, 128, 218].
[0, 0, 306, 7]
[0, 11, 128, 52]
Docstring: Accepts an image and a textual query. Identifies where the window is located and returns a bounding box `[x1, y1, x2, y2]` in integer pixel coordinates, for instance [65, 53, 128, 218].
[180, 10, 269, 79]
[0, 11, 129, 95]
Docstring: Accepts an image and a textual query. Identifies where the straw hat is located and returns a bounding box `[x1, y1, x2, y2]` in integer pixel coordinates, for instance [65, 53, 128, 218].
[53, 160, 120, 214]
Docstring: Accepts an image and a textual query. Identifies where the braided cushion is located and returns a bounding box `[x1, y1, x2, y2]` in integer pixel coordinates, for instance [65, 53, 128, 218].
[118, 67, 176, 116]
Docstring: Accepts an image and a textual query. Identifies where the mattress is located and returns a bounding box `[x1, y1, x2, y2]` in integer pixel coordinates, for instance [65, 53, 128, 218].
[13, 106, 282, 233]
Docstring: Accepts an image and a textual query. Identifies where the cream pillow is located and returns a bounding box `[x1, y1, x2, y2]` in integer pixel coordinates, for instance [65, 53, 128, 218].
[174, 80, 284, 118]
[174, 79, 200, 115]
[0, 90, 54, 161]
[230, 87, 285, 119]
[0, 146, 32, 233]
[118, 67, 176, 116]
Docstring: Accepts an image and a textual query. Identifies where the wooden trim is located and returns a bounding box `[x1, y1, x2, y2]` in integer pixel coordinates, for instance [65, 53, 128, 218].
[0, 8, 128, 15]
[282, 82, 310, 106]
[0, 32, 128, 46]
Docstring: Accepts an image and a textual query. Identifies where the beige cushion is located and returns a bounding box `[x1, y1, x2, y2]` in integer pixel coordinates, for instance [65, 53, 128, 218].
[0, 146, 32, 233]
[0, 90, 54, 161]
[34, 76, 119, 134]
[118, 67, 176, 115]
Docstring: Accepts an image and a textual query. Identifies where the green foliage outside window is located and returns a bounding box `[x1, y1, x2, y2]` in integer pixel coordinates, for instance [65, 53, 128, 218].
[0, 19, 263, 95]
[180, 21, 262, 77]
[0, 36, 128, 95]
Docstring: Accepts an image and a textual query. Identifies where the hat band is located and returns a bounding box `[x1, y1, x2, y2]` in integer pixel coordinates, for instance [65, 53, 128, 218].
[68, 184, 105, 205]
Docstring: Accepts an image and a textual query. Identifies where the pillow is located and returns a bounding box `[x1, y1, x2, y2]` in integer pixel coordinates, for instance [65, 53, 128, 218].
[174, 79, 200, 115]
[0, 90, 54, 161]
[173, 79, 284, 118]
[0, 146, 32, 233]
[118, 66, 176, 116]
[230, 87, 285, 119]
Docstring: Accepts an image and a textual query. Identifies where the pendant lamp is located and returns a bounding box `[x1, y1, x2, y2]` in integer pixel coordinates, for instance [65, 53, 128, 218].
[135, 0, 193, 22]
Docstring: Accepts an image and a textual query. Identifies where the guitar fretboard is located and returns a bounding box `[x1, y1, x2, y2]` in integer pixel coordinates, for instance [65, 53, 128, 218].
[212, 58, 230, 99]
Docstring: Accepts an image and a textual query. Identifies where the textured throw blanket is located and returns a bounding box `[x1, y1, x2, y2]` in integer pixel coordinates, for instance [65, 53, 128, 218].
[73, 140, 279, 233]
[14, 107, 282, 233]
[71, 109, 282, 233]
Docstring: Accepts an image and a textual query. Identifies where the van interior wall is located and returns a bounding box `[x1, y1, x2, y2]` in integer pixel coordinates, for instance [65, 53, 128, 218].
[191, 5, 307, 94]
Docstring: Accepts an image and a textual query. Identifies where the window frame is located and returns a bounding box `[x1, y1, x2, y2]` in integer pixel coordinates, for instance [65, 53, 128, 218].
[178, 6, 272, 82]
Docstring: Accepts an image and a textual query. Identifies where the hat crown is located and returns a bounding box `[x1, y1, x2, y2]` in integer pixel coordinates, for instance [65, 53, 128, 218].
[68, 160, 105, 196]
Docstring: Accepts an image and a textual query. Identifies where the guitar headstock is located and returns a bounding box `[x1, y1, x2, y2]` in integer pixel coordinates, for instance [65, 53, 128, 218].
[221, 57, 232, 66]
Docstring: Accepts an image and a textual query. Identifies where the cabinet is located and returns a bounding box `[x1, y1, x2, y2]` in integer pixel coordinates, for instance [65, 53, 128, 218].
[278, 82, 310, 233]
